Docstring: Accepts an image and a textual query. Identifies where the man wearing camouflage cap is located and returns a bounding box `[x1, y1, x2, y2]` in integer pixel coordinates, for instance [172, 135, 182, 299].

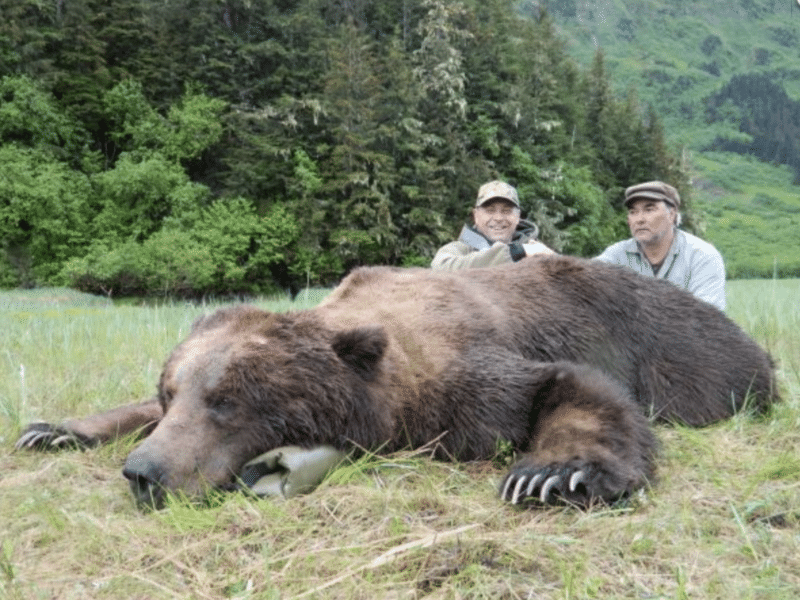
[431, 180, 554, 271]
[596, 180, 726, 310]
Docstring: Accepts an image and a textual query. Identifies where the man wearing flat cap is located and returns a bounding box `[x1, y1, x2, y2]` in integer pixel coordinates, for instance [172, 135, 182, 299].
[431, 180, 554, 271]
[596, 180, 726, 310]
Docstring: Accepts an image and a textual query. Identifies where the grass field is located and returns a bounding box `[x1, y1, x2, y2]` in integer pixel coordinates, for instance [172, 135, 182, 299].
[690, 153, 800, 280]
[1, 282, 798, 599]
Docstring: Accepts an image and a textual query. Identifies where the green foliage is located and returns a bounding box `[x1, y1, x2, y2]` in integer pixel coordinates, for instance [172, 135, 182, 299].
[61, 198, 302, 297]
[0, 76, 86, 159]
[413, 0, 471, 119]
[190, 197, 294, 292]
[1, 0, 687, 295]
[104, 80, 226, 162]
[692, 152, 800, 279]
[253, 203, 303, 278]
[103, 79, 162, 149]
[0, 145, 93, 285]
[705, 74, 800, 181]
[59, 235, 215, 297]
[90, 153, 200, 242]
[545, 0, 800, 263]
[162, 88, 227, 162]
[538, 162, 623, 256]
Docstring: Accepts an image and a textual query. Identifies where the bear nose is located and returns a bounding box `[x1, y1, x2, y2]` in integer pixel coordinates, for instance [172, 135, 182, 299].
[123, 455, 166, 509]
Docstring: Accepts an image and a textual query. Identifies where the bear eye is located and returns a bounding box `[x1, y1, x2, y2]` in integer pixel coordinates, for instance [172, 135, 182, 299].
[208, 396, 235, 415]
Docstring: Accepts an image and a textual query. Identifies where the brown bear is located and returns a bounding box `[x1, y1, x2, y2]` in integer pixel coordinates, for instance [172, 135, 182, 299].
[16, 255, 778, 508]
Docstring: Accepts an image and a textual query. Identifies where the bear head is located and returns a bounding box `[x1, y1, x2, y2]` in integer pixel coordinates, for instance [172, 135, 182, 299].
[122, 305, 392, 507]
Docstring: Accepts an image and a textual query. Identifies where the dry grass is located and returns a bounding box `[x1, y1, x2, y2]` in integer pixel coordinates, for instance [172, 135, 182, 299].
[1, 282, 798, 599]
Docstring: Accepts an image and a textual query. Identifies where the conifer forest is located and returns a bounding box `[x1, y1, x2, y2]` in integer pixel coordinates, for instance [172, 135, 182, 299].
[1, 0, 684, 295]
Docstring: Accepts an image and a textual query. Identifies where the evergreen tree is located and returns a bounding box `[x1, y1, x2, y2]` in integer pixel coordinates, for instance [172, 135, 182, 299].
[410, 0, 480, 218]
[48, 0, 111, 135]
[320, 20, 397, 267]
[0, 0, 60, 79]
[1, 0, 687, 293]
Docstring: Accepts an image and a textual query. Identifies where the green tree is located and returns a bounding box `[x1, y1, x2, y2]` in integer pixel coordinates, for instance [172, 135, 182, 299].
[104, 79, 225, 163]
[90, 152, 209, 242]
[320, 20, 398, 267]
[0, 146, 93, 285]
[0, 75, 87, 161]
[376, 35, 454, 265]
[580, 49, 687, 225]
[97, 0, 160, 82]
[1, 0, 688, 293]
[61, 196, 302, 297]
[409, 0, 482, 220]
[48, 0, 111, 134]
[0, 0, 59, 79]
[0, 76, 94, 285]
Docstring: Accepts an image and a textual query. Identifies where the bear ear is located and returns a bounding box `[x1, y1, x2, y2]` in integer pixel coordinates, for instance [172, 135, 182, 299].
[331, 326, 388, 381]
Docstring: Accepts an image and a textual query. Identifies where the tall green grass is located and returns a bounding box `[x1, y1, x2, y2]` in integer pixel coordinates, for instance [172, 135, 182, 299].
[0, 288, 330, 432]
[727, 278, 800, 388]
[1, 283, 798, 599]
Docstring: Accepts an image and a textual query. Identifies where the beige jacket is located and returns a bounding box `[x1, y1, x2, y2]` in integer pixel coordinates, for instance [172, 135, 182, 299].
[431, 221, 553, 271]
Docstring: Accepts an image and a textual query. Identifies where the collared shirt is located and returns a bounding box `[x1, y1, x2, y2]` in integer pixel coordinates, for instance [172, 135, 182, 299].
[595, 229, 727, 310]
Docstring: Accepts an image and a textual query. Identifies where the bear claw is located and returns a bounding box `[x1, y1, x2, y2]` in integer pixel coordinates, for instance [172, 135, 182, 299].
[14, 423, 88, 451]
[51, 434, 78, 447]
[538, 474, 559, 503]
[14, 425, 54, 450]
[501, 466, 590, 506]
[569, 470, 586, 491]
[524, 474, 543, 501]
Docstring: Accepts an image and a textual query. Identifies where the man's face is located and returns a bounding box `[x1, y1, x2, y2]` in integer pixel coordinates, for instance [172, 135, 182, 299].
[473, 199, 520, 243]
[627, 199, 675, 247]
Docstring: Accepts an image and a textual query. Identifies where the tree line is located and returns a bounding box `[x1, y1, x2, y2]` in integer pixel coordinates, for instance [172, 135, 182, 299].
[0, 0, 686, 296]
[705, 73, 800, 184]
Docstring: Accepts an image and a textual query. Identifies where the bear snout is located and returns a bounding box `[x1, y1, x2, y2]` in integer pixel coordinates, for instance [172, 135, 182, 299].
[123, 453, 168, 508]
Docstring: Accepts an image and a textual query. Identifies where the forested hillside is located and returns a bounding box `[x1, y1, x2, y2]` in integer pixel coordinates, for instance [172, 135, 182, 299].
[0, 0, 683, 296]
[538, 0, 800, 278]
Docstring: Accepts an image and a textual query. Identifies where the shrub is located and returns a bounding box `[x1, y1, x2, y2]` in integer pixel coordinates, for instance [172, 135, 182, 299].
[60, 198, 305, 297]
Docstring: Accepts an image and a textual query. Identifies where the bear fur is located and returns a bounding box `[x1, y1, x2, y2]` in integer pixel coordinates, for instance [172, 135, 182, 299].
[16, 255, 778, 508]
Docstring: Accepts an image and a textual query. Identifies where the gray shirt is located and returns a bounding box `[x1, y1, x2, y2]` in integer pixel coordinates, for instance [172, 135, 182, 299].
[595, 229, 726, 310]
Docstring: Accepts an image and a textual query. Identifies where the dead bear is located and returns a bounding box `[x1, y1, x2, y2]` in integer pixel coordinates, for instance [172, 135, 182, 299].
[16, 255, 778, 508]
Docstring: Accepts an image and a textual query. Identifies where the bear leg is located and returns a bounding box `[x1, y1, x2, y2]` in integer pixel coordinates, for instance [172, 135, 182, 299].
[501, 363, 657, 507]
[15, 398, 163, 451]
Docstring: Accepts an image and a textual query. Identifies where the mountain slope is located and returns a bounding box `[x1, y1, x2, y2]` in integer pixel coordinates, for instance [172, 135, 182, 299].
[533, 0, 800, 277]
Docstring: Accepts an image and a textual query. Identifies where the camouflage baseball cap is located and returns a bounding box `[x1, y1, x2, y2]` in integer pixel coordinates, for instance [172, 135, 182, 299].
[624, 180, 681, 209]
[475, 180, 520, 208]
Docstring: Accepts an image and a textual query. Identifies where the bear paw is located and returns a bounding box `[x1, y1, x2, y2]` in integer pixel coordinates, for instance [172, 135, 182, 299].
[500, 464, 602, 507]
[14, 423, 93, 451]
